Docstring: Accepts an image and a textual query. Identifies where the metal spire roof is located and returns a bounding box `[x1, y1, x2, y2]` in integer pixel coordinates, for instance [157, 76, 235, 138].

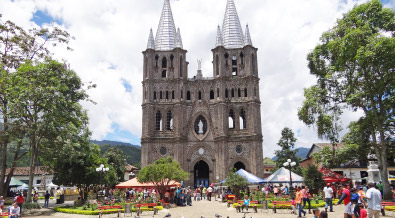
[221, 0, 244, 49]
[154, 0, 177, 51]
[244, 24, 252, 46]
[175, 28, 183, 49]
[215, 25, 223, 47]
[147, 28, 155, 49]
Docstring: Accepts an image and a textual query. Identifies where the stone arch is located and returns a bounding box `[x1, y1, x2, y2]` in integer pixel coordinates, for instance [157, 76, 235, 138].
[234, 161, 245, 171]
[230, 157, 250, 172]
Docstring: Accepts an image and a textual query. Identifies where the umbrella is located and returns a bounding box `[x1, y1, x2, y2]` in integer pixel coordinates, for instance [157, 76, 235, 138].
[8, 177, 26, 187]
[47, 182, 58, 188]
[16, 183, 28, 191]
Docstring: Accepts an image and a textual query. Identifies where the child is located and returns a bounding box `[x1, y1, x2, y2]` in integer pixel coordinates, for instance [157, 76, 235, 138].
[312, 208, 320, 218]
[359, 204, 367, 218]
[291, 197, 296, 214]
[319, 211, 328, 218]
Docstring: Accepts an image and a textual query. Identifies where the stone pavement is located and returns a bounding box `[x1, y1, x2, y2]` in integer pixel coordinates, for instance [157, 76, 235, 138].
[23, 199, 395, 218]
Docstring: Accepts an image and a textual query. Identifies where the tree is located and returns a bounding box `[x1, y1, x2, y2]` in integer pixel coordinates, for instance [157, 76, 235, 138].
[298, 0, 395, 200]
[103, 147, 126, 183]
[274, 127, 302, 175]
[302, 164, 325, 194]
[263, 157, 275, 165]
[42, 125, 117, 200]
[9, 59, 90, 202]
[137, 157, 189, 199]
[223, 169, 249, 200]
[0, 18, 71, 197]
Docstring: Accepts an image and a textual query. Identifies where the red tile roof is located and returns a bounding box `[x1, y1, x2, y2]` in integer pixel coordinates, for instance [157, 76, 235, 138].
[5, 166, 51, 176]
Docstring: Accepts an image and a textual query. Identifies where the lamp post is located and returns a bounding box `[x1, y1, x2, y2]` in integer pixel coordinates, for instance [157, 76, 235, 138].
[283, 159, 296, 193]
[96, 164, 109, 199]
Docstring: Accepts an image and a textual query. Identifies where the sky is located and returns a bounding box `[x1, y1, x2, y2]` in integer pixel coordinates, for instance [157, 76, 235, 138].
[1, 0, 394, 157]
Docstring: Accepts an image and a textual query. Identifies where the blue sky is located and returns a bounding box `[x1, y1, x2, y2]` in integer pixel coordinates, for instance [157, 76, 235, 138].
[2, 0, 394, 156]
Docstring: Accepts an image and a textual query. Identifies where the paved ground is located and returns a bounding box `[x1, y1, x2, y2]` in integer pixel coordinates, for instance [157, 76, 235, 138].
[23, 199, 395, 218]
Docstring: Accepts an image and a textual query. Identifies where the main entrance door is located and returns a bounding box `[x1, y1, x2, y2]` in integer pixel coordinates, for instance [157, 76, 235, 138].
[194, 160, 209, 188]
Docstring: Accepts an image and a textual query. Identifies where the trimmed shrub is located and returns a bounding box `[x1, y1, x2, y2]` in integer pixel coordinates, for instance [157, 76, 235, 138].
[54, 205, 163, 215]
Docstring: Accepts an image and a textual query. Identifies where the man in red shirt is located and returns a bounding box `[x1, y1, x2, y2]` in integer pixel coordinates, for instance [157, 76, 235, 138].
[15, 193, 24, 215]
[336, 184, 352, 218]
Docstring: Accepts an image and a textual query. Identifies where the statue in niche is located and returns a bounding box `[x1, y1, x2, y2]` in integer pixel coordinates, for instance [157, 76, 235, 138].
[198, 120, 204, 134]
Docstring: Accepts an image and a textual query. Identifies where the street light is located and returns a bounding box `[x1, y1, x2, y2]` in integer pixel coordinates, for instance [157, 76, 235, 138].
[96, 164, 109, 199]
[283, 159, 296, 193]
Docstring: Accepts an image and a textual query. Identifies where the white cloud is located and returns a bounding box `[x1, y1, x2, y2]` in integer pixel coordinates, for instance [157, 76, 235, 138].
[0, 0, 387, 157]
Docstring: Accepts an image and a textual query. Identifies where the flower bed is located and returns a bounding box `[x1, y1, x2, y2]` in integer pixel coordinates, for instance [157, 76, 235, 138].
[232, 199, 339, 210]
[54, 205, 163, 215]
[385, 206, 395, 211]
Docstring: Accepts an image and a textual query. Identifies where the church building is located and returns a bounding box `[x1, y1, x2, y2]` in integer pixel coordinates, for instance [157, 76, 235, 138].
[141, 0, 264, 187]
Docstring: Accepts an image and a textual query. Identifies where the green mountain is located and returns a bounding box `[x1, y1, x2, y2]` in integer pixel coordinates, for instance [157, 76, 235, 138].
[92, 140, 141, 168]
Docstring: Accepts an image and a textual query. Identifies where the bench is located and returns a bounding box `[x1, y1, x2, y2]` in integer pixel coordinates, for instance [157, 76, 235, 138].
[235, 200, 259, 213]
[381, 201, 395, 216]
[160, 199, 170, 209]
[272, 201, 293, 213]
[0, 212, 10, 218]
[98, 205, 122, 218]
[226, 195, 235, 208]
[135, 203, 158, 216]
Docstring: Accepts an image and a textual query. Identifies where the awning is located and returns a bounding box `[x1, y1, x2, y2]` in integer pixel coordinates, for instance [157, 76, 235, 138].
[115, 178, 180, 189]
[8, 177, 26, 187]
[264, 167, 304, 183]
[221, 169, 265, 184]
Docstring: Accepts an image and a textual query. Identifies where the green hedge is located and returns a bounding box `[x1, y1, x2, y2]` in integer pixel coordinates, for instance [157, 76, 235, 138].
[385, 206, 395, 211]
[232, 200, 339, 210]
[38, 197, 54, 200]
[54, 205, 163, 215]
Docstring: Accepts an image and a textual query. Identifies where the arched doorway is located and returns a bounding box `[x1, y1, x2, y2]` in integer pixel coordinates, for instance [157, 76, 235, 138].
[234, 161, 245, 171]
[194, 160, 209, 188]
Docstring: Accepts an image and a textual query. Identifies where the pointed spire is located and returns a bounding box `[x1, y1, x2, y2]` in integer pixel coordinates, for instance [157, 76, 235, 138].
[175, 28, 183, 49]
[244, 24, 252, 46]
[155, 0, 177, 51]
[215, 25, 223, 47]
[147, 28, 155, 49]
[222, 0, 244, 49]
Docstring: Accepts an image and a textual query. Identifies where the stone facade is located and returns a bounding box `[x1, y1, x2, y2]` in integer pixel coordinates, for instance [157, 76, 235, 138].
[141, 0, 264, 187]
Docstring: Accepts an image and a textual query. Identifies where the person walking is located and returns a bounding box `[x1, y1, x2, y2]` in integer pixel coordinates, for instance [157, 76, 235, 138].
[207, 186, 213, 201]
[15, 193, 24, 215]
[365, 183, 381, 218]
[202, 186, 207, 200]
[323, 183, 334, 212]
[44, 191, 51, 208]
[335, 184, 352, 218]
[196, 187, 201, 201]
[302, 186, 311, 214]
[296, 187, 306, 217]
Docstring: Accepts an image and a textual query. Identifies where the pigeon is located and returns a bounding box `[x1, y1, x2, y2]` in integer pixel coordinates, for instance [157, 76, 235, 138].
[164, 213, 171, 218]
[215, 214, 222, 218]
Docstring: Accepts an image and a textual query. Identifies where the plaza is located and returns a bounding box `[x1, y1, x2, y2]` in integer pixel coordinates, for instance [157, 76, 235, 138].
[21, 199, 395, 218]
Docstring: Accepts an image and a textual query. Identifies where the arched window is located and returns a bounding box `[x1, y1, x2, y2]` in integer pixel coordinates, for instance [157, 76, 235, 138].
[251, 54, 256, 75]
[154, 91, 157, 100]
[210, 90, 214, 100]
[144, 57, 148, 78]
[238, 88, 241, 97]
[170, 54, 174, 68]
[240, 52, 244, 65]
[225, 88, 228, 98]
[216, 55, 219, 76]
[160, 91, 163, 99]
[198, 91, 202, 100]
[162, 57, 167, 78]
[179, 56, 183, 77]
[166, 91, 169, 100]
[231, 88, 235, 98]
[156, 111, 162, 131]
[224, 53, 229, 65]
[229, 110, 235, 129]
[217, 88, 220, 98]
[244, 88, 247, 97]
[155, 55, 159, 67]
[172, 90, 175, 100]
[187, 91, 191, 100]
[232, 56, 237, 76]
[240, 109, 246, 129]
[166, 111, 173, 131]
[144, 90, 146, 100]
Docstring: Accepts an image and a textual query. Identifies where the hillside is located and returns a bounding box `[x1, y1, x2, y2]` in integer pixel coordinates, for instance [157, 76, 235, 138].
[93, 141, 141, 167]
[271, 147, 310, 161]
